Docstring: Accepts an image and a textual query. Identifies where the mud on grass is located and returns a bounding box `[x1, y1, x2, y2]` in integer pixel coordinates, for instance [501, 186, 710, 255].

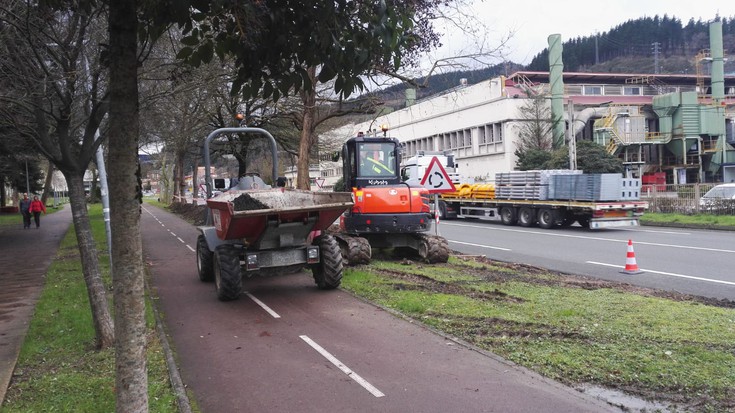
[343, 255, 735, 412]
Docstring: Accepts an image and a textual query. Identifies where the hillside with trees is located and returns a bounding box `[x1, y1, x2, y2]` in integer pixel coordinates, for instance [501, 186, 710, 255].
[527, 15, 735, 73]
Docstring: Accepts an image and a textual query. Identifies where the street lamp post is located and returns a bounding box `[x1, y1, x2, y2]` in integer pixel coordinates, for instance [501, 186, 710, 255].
[25, 158, 31, 195]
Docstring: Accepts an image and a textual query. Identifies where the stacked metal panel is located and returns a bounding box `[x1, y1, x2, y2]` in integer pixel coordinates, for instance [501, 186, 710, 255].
[548, 173, 623, 201]
[496, 171, 540, 200]
[495, 170, 582, 200]
[496, 171, 542, 186]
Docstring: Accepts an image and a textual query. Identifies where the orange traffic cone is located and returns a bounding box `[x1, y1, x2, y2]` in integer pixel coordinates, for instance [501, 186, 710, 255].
[620, 239, 643, 275]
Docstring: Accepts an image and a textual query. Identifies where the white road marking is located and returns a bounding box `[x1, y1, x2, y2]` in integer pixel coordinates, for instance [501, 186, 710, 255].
[627, 228, 691, 235]
[144, 206, 192, 252]
[586, 261, 735, 286]
[448, 240, 511, 251]
[443, 223, 735, 254]
[299, 335, 385, 398]
[244, 292, 281, 319]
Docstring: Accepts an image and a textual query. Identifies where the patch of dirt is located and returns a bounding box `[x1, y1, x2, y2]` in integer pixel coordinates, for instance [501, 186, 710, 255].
[375, 266, 524, 303]
[232, 194, 269, 211]
[168, 203, 207, 226]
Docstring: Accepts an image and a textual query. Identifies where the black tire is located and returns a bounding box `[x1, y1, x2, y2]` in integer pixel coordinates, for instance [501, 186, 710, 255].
[437, 201, 447, 220]
[417, 237, 429, 261]
[537, 208, 557, 229]
[518, 207, 537, 227]
[214, 245, 242, 301]
[346, 236, 371, 265]
[424, 235, 450, 263]
[311, 235, 343, 290]
[500, 206, 517, 226]
[196, 235, 215, 282]
[560, 212, 575, 227]
[577, 217, 591, 228]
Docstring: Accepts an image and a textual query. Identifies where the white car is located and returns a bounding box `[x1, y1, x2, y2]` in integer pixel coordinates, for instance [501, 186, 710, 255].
[699, 183, 735, 213]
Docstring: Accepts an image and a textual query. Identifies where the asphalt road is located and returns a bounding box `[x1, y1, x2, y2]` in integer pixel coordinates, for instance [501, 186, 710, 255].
[437, 219, 735, 300]
[141, 205, 618, 413]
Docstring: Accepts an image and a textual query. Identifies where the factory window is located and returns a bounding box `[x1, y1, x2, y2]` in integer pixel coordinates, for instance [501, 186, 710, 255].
[478, 127, 486, 144]
[583, 85, 603, 95]
[623, 86, 642, 96]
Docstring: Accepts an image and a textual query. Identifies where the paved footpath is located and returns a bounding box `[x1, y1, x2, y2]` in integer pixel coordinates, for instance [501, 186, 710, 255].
[0, 205, 71, 407]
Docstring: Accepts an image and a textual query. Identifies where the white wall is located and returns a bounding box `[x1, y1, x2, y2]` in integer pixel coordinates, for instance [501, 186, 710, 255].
[322, 76, 531, 183]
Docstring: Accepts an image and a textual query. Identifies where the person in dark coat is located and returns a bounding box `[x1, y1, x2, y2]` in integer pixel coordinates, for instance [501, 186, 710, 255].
[29, 195, 46, 228]
[19, 193, 31, 229]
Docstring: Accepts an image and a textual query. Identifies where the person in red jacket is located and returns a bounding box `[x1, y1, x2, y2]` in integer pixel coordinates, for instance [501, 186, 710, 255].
[29, 195, 46, 228]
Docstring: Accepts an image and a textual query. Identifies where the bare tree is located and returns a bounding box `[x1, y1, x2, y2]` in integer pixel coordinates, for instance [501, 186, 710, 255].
[0, 0, 114, 348]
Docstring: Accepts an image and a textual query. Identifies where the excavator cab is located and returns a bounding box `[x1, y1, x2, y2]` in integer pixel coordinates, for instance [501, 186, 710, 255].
[342, 136, 402, 189]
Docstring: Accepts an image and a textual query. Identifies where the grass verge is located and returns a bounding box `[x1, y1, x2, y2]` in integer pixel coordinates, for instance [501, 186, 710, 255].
[342, 257, 735, 412]
[1, 204, 179, 412]
[641, 212, 735, 229]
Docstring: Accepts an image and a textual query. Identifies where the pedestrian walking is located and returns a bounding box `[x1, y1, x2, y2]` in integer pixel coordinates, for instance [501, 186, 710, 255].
[29, 195, 46, 228]
[19, 193, 31, 229]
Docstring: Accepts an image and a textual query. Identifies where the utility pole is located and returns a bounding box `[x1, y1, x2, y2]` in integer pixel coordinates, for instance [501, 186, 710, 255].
[652, 42, 661, 74]
[567, 100, 577, 170]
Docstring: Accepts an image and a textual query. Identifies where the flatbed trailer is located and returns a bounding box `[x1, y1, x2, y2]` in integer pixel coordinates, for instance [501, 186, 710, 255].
[438, 197, 648, 229]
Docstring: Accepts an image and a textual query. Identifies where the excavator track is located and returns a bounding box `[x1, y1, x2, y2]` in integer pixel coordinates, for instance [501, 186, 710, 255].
[416, 233, 450, 264]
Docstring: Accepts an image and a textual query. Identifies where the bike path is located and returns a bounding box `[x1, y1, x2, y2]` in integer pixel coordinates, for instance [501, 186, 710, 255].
[0, 205, 72, 407]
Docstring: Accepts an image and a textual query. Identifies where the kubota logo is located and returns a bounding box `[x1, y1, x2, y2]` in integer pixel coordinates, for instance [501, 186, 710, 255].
[369, 179, 388, 185]
[388, 189, 398, 195]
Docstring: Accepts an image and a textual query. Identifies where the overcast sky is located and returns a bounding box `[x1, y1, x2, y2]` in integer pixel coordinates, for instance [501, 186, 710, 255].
[431, 0, 727, 67]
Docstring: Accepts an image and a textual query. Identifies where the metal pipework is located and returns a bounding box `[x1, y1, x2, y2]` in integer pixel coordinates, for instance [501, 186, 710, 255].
[548, 34, 566, 149]
[710, 22, 724, 104]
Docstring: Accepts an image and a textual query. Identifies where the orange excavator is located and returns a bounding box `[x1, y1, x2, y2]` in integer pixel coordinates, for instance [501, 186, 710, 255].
[332, 130, 450, 264]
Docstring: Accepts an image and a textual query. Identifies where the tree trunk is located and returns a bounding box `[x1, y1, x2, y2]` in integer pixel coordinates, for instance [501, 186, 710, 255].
[175, 152, 186, 202]
[172, 161, 180, 202]
[297, 66, 317, 190]
[191, 156, 199, 200]
[0, 175, 5, 208]
[41, 161, 55, 205]
[65, 171, 115, 348]
[108, 0, 148, 410]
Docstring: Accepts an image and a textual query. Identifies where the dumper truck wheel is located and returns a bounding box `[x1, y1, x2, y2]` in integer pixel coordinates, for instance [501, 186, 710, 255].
[214, 245, 242, 301]
[500, 207, 517, 226]
[311, 235, 343, 290]
[196, 235, 215, 282]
